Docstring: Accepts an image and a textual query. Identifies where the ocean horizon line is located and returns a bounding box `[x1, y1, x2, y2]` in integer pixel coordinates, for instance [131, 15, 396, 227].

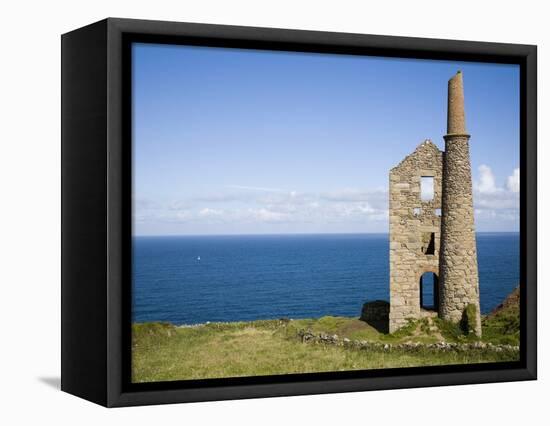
[133, 231, 519, 238]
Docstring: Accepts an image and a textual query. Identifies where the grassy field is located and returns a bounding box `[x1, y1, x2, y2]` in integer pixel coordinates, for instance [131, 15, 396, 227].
[132, 293, 520, 382]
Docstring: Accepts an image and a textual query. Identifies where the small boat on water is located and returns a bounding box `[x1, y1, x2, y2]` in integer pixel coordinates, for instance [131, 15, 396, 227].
[197, 256, 201, 261]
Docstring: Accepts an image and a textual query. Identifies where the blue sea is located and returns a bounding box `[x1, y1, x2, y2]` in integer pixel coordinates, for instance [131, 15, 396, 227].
[132, 233, 519, 325]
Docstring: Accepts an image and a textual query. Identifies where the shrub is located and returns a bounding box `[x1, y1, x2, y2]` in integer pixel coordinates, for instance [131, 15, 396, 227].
[432, 317, 461, 340]
[460, 304, 478, 335]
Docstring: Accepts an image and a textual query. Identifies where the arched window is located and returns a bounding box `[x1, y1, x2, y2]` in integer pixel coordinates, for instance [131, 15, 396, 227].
[419, 272, 439, 312]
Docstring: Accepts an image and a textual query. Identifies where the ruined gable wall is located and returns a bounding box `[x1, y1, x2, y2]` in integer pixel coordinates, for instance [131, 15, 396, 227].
[389, 140, 443, 332]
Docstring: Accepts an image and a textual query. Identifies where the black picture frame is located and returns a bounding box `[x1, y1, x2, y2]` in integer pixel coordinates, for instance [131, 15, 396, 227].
[61, 17, 537, 407]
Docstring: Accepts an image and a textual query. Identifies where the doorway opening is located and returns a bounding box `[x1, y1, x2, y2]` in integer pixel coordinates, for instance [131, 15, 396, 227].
[420, 272, 439, 312]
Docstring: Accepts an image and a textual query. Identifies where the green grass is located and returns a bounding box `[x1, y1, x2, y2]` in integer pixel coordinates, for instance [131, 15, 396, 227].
[132, 312, 520, 383]
[481, 304, 520, 345]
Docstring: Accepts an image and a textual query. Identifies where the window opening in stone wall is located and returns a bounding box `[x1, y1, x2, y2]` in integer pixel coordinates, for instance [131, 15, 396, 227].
[420, 272, 439, 312]
[435, 208, 442, 216]
[413, 207, 421, 216]
[421, 176, 434, 201]
[421, 232, 435, 255]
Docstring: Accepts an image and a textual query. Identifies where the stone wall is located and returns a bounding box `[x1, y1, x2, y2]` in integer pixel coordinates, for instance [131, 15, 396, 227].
[389, 140, 443, 333]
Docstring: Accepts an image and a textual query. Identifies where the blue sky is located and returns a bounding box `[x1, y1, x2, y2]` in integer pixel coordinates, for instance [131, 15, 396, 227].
[133, 43, 520, 235]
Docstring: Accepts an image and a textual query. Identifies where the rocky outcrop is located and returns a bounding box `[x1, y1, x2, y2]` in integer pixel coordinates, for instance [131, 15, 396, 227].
[361, 300, 389, 322]
[489, 286, 520, 317]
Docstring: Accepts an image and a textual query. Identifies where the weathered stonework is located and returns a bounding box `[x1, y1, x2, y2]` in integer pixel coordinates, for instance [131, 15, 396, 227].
[439, 72, 481, 335]
[389, 140, 443, 332]
[388, 71, 481, 336]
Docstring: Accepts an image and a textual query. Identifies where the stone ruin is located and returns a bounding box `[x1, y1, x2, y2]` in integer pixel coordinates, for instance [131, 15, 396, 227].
[388, 71, 482, 336]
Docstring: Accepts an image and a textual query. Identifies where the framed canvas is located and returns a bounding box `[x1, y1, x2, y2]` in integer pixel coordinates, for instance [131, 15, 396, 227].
[61, 18, 537, 407]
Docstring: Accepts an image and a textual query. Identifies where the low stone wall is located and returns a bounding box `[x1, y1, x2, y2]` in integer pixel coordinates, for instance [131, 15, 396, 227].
[297, 329, 519, 353]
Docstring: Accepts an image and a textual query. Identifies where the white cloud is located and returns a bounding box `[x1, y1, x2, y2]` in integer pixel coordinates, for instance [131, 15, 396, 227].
[319, 188, 387, 209]
[168, 200, 192, 210]
[475, 191, 518, 210]
[193, 193, 243, 203]
[198, 208, 223, 218]
[472, 165, 520, 227]
[136, 163, 521, 234]
[225, 184, 284, 193]
[507, 168, 520, 193]
[247, 208, 289, 223]
[474, 208, 519, 223]
[143, 187, 390, 228]
[133, 197, 154, 210]
[475, 164, 498, 193]
[155, 210, 193, 223]
[257, 191, 311, 206]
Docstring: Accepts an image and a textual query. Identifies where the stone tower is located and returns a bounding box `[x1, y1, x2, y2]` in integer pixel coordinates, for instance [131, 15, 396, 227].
[388, 71, 481, 336]
[439, 71, 481, 335]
